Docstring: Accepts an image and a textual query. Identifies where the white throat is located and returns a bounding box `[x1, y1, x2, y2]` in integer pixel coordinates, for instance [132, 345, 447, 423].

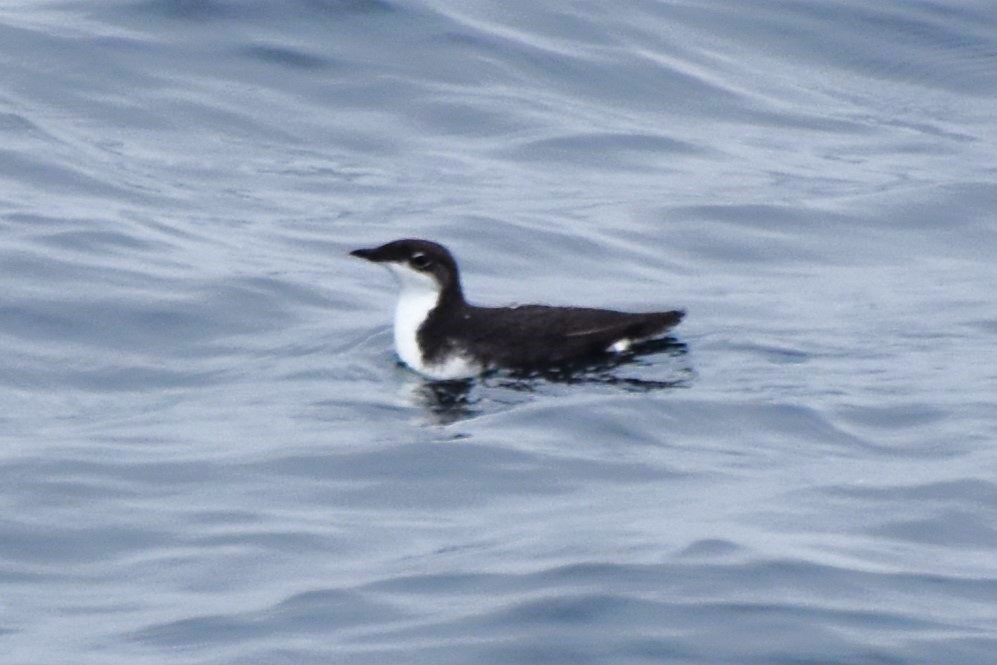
[386, 263, 442, 373]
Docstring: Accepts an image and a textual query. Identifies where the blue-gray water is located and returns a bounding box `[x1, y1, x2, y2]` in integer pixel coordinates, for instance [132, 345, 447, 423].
[2, 1, 996, 663]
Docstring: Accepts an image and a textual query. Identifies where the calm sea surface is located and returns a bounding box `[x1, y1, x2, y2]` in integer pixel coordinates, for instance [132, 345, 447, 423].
[2, 1, 996, 663]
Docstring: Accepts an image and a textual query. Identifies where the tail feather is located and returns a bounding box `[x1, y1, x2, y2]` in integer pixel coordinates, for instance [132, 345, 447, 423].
[627, 309, 684, 340]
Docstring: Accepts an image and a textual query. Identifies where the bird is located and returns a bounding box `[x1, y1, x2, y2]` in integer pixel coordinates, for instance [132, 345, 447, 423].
[350, 239, 684, 380]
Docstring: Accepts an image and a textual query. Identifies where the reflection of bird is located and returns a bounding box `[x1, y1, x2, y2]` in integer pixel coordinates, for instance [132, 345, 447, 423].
[350, 239, 685, 380]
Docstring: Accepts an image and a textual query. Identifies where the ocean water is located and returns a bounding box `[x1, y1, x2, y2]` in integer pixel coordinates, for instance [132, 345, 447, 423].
[2, 1, 996, 663]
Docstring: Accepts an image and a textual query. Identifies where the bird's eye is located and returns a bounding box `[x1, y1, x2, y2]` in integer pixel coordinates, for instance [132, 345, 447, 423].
[410, 253, 432, 270]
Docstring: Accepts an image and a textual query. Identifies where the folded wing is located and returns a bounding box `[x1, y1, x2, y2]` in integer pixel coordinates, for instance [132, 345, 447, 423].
[456, 305, 685, 369]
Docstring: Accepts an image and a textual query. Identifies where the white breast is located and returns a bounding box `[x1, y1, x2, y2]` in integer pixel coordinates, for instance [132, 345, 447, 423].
[385, 264, 480, 380]
[387, 264, 438, 371]
[393, 285, 438, 373]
